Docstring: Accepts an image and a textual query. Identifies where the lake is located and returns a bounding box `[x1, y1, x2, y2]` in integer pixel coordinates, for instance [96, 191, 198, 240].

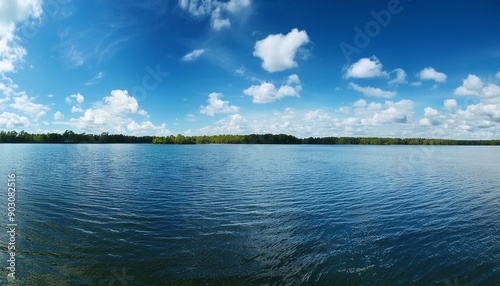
[0, 144, 499, 285]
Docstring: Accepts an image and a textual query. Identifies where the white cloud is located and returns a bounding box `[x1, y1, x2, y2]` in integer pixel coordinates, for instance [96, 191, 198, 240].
[66, 93, 85, 104]
[286, 74, 300, 85]
[454, 74, 484, 96]
[185, 113, 196, 122]
[344, 56, 388, 79]
[463, 103, 500, 123]
[199, 113, 247, 134]
[127, 120, 170, 135]
[66, 93, 85, 113]
[370, 100, 413, 124]
[416, 74, 500, 138]
[0, 1, 44, 123]
[199, 99, 414, 137]
[0, 0, 43, 74]
[53, 111, 64, 120]
[10, 94, 49, 118]
[388, 68, 407, 85]
[0, 111, 30, 128]
[244, 74, 302, 103]
[481, 84, 500, 104]
[0, 0, 43, 35]
[419, 107, 444, 126]
[444, 99, 457, 112]
[211, 6, 230, 30]
[0, 33, 27, 73]
[223, 0, 251, 13]
[85, 71, 104, 86]
[103, 89, 145, 115]
[179, 0, 213, 16]
[179, 0, 251, 30]
[253, 28, 310, 72]
[181, 49, 205, 62]
[195, 92, 499, 139]
[65, 89, 167, 135]
[452, 74, 500, 105]
[496, 71, 500, 80]
[349, 82, 396, 98]
[235, 66, 245, 75]
[419, 67, 447, 83]
[200, 92, 239, 116]
[71, 106, 83, 113]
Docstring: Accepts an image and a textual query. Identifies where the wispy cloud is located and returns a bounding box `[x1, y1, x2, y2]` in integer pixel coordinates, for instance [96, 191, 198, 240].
[179, 0, 251, 31]
[181, 49, 205, 62]
[349, 83, 396, 98]
[85, 71, 104, 86]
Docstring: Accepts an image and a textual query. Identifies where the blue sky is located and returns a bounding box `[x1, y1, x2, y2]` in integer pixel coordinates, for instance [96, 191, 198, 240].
[1, 0, 500, 138]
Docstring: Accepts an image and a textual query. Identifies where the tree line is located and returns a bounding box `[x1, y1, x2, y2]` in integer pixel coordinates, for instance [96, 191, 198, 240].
[0, 130, 498, 145]
[0, 130, 152, 143]
[152, 134, 500, 145]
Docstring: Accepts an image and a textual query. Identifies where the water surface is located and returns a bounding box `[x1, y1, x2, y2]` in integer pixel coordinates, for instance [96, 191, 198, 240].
[0, 144, 498, 285]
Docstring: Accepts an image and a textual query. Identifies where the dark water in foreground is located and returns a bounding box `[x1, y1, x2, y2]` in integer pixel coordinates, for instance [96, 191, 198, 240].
[0, 144, 499, 285]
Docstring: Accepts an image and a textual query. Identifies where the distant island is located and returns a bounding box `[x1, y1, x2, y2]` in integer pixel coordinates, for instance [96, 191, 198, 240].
[0, 130, 499, 145]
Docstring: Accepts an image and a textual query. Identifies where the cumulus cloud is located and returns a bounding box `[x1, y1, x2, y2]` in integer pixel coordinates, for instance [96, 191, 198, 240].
[452, 74, 500, 105]
[66, 93, 85, 113]
[53, 111, 64, 120]
[199, 113, 247, 134]
[369, 100, 413, 124]
[443, 99, 457, 112]
[253, 29, 310, 72]
[462, 103, 500, 123]
[179, 0, 251, 30]
[416, 74, 500, 138]
[419, 107, 444, 126]
[200, 92, 239, 116]
[210, 6, 230, 30]
[65, 93, 85, 104]
[127, 120, 169, 135]
[349, 82, 396, 98]
[481, 84, 500, 104]
[419, 67, 447, 83]
[67, 89, 168, 135]
[454, 74, 484, 96]
[244, 74, 302, 103]
[71, 106, 84, 113]
[10, 94, 49, 118]
[388, 68, 407, 85]
[0, 0, 42, 73]
[200, 99, 415, 138]
[0, 111, 30, 128]
[181, 49, 205, 62]
[344, 56, 388, 78]
[0, 0, 43, 34]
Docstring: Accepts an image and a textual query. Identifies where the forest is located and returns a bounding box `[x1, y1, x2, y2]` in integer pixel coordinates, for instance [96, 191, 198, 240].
[0, 130, 499, 145]
[152, 134, 500, 145]
[0, 130, 152, 143]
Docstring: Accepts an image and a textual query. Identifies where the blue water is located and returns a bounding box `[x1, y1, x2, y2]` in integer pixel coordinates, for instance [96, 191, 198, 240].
[0, 144, 499, 285]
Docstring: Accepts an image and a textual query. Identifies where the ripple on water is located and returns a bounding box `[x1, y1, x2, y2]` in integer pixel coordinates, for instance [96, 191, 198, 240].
[0, 144, 498, 285]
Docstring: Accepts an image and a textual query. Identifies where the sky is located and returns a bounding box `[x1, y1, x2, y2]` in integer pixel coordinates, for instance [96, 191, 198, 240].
[1, 0, 500, 139]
